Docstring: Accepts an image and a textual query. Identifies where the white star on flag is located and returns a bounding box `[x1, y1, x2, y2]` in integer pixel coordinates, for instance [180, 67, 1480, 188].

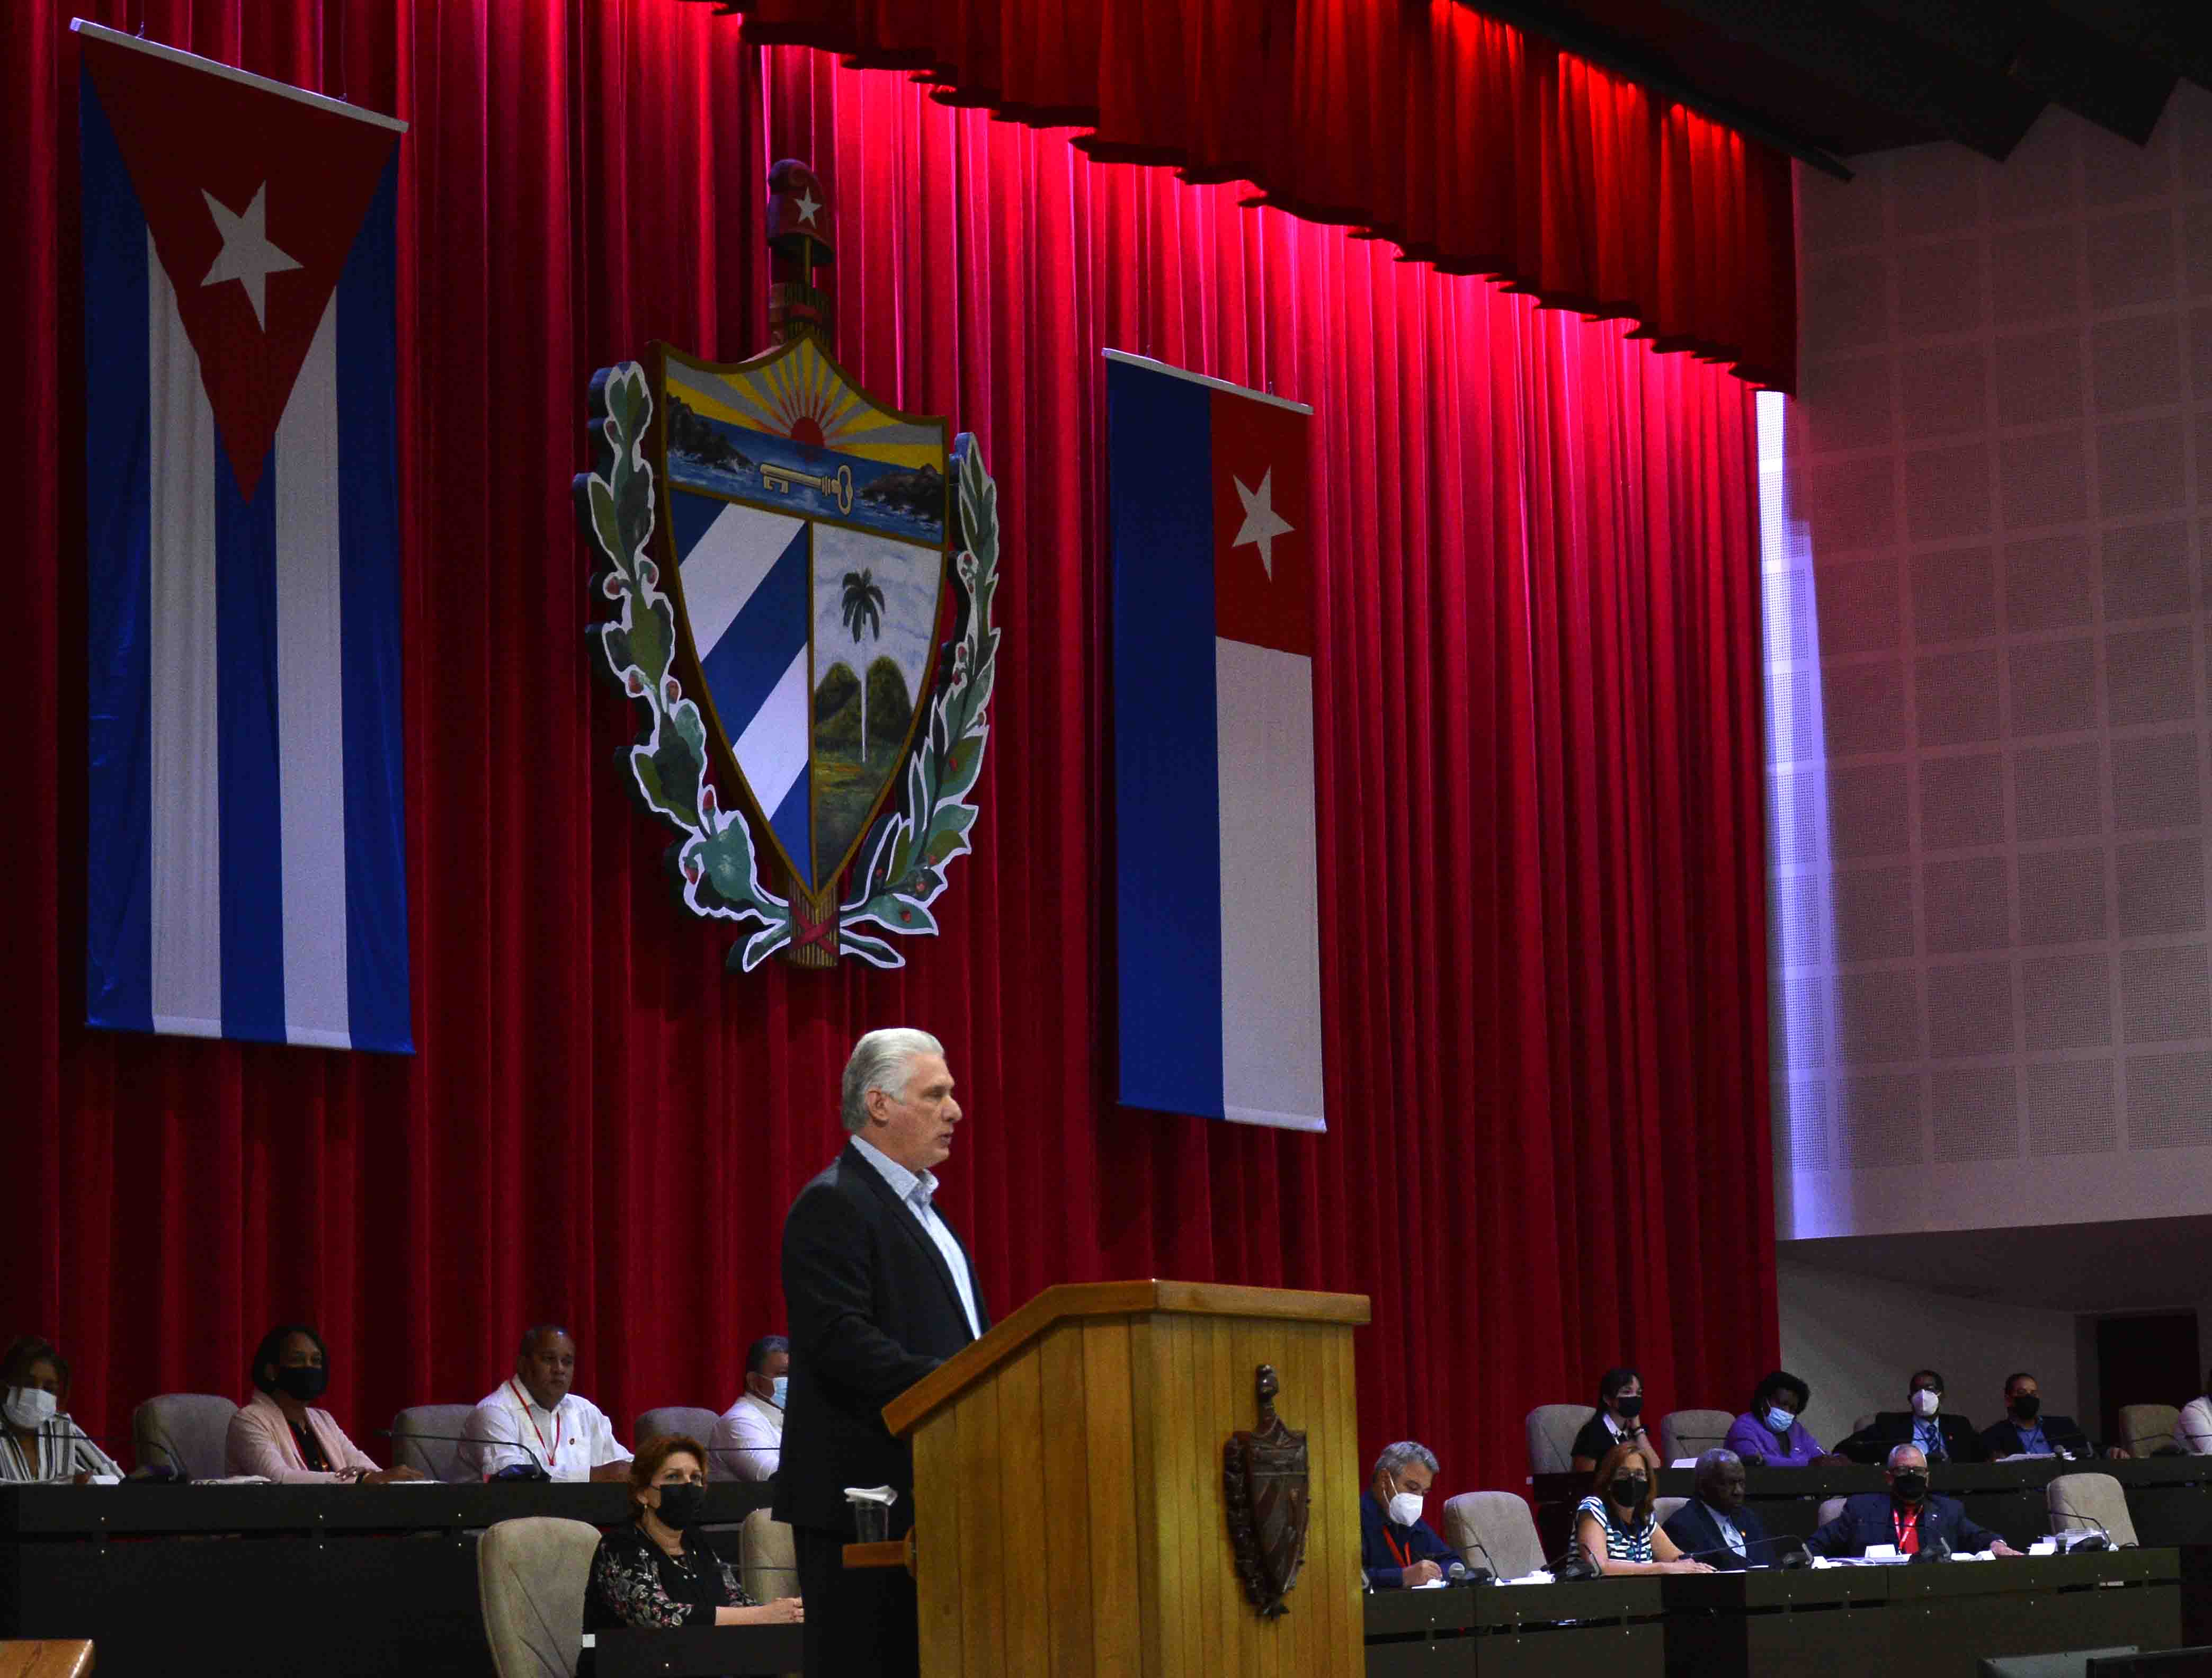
[794, 188, 822, 225]
[200, 182, 301, 329]
[1231, 468, 1294, 578]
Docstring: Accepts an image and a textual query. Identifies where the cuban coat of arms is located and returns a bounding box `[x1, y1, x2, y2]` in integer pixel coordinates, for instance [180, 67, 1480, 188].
[574, 161, 998, 969]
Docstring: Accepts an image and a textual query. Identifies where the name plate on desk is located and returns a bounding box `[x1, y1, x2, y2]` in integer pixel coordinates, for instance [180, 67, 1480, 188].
[585, 1624, 807, 1677]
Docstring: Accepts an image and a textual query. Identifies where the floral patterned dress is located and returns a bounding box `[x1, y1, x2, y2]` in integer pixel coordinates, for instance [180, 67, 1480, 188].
[584, 1521, 754, 1633]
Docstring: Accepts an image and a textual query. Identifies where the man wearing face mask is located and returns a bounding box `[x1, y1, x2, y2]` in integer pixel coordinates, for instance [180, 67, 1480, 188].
[1838, 1369, 1985, 1465]
[710, 1335, 790, 1481]
[1359, 1441, 1457, 1586]
[0, 1336, 122, 1482]
[1979, 1372, 2122, 1460]
[1806, 1444, 2020, 1557]
[462, 1324, 634, 1483]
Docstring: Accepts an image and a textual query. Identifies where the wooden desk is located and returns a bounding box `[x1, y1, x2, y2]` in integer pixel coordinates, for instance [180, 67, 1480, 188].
[585, 1624, 805, 1677]
[1363, 1579, 1663, 1677]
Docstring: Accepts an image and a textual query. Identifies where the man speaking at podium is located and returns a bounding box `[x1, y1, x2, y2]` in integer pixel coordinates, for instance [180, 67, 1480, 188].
[780, 1028, 990, 1678]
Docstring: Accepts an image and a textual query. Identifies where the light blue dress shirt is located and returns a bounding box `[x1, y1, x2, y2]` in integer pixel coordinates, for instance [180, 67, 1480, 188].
[851, 1133, 983, 1339]
[1913, 1416, 1944, 1456]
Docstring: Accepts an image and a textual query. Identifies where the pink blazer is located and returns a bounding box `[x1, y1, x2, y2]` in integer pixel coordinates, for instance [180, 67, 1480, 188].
[225, 1389, 380, 1483]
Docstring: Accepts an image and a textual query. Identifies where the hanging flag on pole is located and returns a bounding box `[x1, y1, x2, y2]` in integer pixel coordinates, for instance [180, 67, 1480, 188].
[78, 20, 413, 1052]
[1107, 351, 1325, 1131]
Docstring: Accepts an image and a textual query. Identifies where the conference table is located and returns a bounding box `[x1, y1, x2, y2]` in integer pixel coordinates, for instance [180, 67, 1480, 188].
[1363, 1576, 1664, 1676]
[0, 1479, 773, 1677]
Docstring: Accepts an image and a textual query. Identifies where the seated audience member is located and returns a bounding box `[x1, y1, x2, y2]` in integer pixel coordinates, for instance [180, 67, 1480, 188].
[462, 1324, 633, 1483]
[2177, 1371, 2212, 1455]
[709, 1335, 788, 1482]
[1837, 1369, 1983, 1464]
[1662, 1449, 1771, 1570]
[227, 1324, 422, 1484]
[1807, 1444, 2020, 1557]
[1, 1336, 123, 1482]
[1979, 1372, 2125, 1460]
[1358, 1441, 1457, 1587]
[1722, 1370, 1824, 1467]
[1574, 1442, 1715, 1575]
[1571, 1368, 1663, 1474]
[583, 1432, 802, 1655]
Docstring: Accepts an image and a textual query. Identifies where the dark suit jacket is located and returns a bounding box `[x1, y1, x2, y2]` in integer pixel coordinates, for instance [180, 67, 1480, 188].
[1980, 1415, 2097, 1459]
[1838, 1412, 1985, 1464]
[1661, 1498, 1772, 1570]
[1807, 1492, 2001, 1557]
[775, 1141, 990, 1533]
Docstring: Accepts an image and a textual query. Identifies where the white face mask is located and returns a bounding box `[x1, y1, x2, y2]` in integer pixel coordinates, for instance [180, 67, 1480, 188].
[1386, 1476, 1424, 1527]
[1910, 1388, 1941, 1418]
[3, 1387, 57, 1431]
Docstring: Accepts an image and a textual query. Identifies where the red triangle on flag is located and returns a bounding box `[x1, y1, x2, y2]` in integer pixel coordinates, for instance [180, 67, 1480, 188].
[82, 32, 402, 502]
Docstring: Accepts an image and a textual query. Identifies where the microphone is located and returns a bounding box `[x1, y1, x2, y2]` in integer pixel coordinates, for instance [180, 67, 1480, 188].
[1678, 1531, 1813, 1569]
[1454, 1532, 1504, 1584]
[2052, 1511, 2116, 1550]
[1546, 1537, 1601, 1582]
[1909, 1533, 1952, 1565]
[372, 1427, 550, 1481]
[1443, 1559, 1493, 1586]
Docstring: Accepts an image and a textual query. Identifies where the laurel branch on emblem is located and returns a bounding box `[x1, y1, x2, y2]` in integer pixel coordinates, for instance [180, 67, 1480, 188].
[574, 360, 999, 971]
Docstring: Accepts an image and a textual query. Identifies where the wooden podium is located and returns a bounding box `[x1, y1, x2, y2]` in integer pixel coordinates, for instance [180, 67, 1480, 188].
[875, 1279, 1370, 1677]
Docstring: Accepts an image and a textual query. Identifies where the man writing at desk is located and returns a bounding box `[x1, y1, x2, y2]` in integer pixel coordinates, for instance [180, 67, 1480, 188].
[1806, 1445, 2021, 1557]
[1359, 1442, 1457, 1586]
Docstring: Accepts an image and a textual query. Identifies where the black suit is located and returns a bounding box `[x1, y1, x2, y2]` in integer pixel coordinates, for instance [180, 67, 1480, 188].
[1807, 1490, 2003, 1557]
[1838, 1411, 1985, 1464]
[779, 1140, 988, 1678]
[1981, 1414, 2098, 1459]
[1662, 1498, 1773, 1570]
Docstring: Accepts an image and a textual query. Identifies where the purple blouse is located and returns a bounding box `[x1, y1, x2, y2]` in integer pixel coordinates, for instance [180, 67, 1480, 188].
[1721, 1411, 1824, 1467]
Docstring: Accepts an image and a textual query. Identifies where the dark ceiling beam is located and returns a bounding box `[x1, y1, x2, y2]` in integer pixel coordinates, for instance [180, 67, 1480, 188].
[1452, 0, 1857, 177]
[2046, 0, 2212, 91]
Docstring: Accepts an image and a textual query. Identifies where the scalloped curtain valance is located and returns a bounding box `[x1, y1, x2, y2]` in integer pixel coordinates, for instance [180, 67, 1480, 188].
[714, 0, 1798, 388]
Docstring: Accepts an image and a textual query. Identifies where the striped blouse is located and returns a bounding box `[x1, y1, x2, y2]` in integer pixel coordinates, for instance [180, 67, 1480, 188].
[1, 1417, 124, 1481]
[1577, 1495, 1656, 1562]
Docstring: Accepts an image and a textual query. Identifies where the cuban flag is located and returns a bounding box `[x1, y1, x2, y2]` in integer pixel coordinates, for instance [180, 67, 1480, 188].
[1107, 351, 1325, 1132]
[79, 22, 413, 1053]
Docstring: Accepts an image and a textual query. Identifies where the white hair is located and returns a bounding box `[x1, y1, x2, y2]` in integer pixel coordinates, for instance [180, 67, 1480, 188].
[841, 1028, 946, 1132]
[1372, 1441, 1439, 1478]
[1886, 1443, 1925, 1470]
[1697, 1448, 1742, 1476]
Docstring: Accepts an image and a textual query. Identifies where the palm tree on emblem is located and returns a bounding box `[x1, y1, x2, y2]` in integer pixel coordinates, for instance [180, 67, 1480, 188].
[840, 568, 886, 764]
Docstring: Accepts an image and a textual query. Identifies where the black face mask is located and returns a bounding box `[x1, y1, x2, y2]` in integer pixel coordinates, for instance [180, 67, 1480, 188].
[1615, 1395, 1643, 1421]
[2012, 1395, 2041, 1422]
[653, 1483, 706, 1531]
[1613, 1476, 1648, 1506]
[1891, 1470, 1928, 1504]
[271, 1366, 328, 1403]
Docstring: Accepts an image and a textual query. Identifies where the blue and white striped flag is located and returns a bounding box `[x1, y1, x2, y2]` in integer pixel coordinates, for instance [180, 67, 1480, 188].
[80, 23, 412, 1053]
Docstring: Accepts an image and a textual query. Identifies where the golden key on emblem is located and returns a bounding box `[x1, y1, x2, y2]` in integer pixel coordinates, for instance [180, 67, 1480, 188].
[760, 460, 855, 516]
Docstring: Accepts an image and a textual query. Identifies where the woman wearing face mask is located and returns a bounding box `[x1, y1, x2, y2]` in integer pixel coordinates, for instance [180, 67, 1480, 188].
[583, 1432, 804, 1659]
[1574, 1442, 1714, 1575]
[1, 1336, 123, 1482]
[1722, 1370, 1826, 1467]
[225, 1324, 423, 1484]
[1571, 1367, 1663, 1475]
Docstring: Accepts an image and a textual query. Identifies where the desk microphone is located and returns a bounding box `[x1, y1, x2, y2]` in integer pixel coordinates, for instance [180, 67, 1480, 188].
[1909, 1534, 1952, 1565]
[1679, 1532, 1813, 1569]
[1443, 1560, 1493, 1587]
[1454, 1532, 1504, 1584]
[371, 1429, 550, 1481]
[1546, 1538, 1600, 1583]
[2052, 1511, 2117, 1550]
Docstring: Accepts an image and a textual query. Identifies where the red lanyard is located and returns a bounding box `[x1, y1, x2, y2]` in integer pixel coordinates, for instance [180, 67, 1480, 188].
[509, 1380, 563, 1462]
[1894, 1507, 1920, 1551]
[1381, 1524, 1412, 1569]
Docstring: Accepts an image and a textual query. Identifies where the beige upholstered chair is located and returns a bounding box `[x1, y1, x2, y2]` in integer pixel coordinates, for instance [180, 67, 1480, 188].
[1440, 1490, 1547, 1579]
[1816, 1496, 1848, 1529]
[1852, 1414, 1876, 1435]
[131, 1393, 239, 1478]
[2117, 1403, 2179, 1458]
[1660, 1409, 1734, 1463]
[1525, 1405, 1595, 1476]
[1652, 1495, 1690, 1542]
[738, 1505, 800, 1603]
[478, 1515, 601, 1678]
[635, 1406, 723, 1451]
[2048, 1471, 2139, 1548]
[390, 1403, 478, 1483]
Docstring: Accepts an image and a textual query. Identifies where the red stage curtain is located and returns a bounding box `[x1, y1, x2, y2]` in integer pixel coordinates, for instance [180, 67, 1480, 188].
[723, 0, 1799, 389]
[3, 1, 1774, 1493]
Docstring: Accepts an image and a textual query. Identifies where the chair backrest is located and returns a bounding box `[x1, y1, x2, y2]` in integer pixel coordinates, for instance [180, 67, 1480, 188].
[1853, 1414, 1877, 1435]
[1652, 1495, 1690, 1535]
[634, 1406, 721, 1453]
[1979, 1653, 2139, 1678]
[1525, 1405, 1595, 1476]
[391, 1404, 479, 1483]
[2117, 1403, 2180, 1458]
[1440, 1490, 1547, 1579]
[1661, 1409, 1735, 1463]
[477, 1516, 602, 1678]
[1817, 1496, 1849, 1528]
[2048, 1471, 2139, 1548]
[132, 1393, 239, 1479]
[738, 1506, 799, 1604]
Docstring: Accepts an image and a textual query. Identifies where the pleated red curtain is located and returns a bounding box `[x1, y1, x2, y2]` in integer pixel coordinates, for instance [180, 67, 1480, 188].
[721, 0, 1799, 388]
[2, 0, 1774, 1492]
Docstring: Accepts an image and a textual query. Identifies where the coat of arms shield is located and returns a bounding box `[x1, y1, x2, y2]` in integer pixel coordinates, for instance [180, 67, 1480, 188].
[1224, 1363, 1311, 1618]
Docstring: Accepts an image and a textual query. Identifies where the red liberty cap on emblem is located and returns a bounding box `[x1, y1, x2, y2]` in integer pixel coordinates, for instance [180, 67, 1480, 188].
[766, 159, 833, 345]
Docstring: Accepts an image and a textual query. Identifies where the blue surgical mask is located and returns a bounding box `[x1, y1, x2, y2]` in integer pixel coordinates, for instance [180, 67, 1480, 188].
[1764, 1406, 1795, 1433]
[770, 1376, 788, 1411]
